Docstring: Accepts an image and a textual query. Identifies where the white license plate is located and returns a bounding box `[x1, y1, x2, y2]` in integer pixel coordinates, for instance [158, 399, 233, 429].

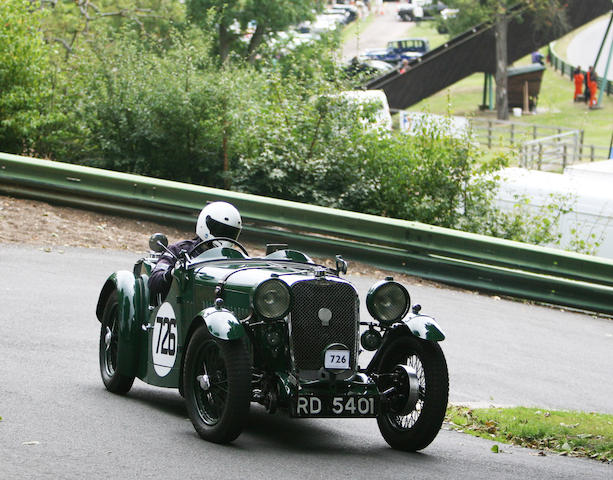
[324, 349, 350, 369]
[295, 395, 378, 417]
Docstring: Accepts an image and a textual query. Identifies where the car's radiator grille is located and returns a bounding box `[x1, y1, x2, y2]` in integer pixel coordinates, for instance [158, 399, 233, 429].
[289, 279, 358, 371]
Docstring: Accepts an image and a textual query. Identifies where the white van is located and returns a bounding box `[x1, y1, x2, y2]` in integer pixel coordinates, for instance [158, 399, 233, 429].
[399, 111, 473, 141]
[335, 90, 393, 132]
[496, 163, 613, 258]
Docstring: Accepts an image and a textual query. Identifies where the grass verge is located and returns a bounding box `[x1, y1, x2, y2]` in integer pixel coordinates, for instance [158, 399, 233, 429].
[446, 405, 613, 462]
[410, 22, 613, 148]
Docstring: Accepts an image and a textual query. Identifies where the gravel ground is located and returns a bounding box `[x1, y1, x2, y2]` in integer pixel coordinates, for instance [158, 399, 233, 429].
[0, 194, 199, 253]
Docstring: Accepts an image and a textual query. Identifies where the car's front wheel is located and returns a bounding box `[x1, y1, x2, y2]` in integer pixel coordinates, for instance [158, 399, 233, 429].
[183, 325, 251, 443]
[99, 290, 135, 394]
[376, 334, 448, 451]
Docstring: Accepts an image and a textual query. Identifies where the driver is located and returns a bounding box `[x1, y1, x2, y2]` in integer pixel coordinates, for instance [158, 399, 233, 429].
[148, 201, 242, 300]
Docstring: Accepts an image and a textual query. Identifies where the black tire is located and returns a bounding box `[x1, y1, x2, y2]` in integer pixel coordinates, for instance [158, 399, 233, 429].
[183, 325, 251, 443]
[99, 290, 135, 394]
[376, 334, 448, 451]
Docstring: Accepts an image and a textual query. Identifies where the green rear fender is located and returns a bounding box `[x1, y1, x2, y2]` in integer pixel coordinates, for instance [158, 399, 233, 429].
[96, 271, 148, 376]
[196, 306, 245, 340]
[402, 314, 446, 342]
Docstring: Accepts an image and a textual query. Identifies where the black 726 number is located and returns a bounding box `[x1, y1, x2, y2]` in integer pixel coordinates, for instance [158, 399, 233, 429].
[155, 317, 177, 355]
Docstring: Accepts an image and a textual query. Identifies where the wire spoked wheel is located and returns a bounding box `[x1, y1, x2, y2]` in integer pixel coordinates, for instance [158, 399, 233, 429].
[99, 290, 134, 394]
[376, 334, 448, 451]
[387, 357, 425, 429]
[194, 340, 228, 425]
[183, 325, 250, 443]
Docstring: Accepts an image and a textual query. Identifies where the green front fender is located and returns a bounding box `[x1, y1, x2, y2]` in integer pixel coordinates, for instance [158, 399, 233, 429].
[402, 314, 446, 342]
[196, 306, 245, 340]
[97, 270, 147, 377]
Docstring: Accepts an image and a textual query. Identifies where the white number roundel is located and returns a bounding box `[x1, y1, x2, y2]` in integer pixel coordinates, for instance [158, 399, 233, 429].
[152, 303, 178, 377]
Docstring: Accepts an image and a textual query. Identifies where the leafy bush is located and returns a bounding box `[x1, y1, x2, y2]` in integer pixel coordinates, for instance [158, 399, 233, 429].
[1, 1, 598, 253]
[0, 0, 52, 154]
[59, 29, 266, 187]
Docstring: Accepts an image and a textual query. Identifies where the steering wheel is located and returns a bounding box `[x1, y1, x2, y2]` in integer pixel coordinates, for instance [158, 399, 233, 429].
[194, 237, 249, 257]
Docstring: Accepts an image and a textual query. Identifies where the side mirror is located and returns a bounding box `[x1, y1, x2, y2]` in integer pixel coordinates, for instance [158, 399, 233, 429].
[149, 233, 168, 253]
[335, 255, 348, 275]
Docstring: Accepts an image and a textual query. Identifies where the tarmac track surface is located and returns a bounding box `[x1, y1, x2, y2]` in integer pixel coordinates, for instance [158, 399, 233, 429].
[341, 2, 411, 61]
[566, 15, 613, 81]
[0, 245, 611, 479]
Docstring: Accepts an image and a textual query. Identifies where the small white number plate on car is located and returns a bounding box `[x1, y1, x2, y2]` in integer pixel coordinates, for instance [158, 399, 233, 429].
[324, 349, 350, 369]
[294, 395, 378, 417]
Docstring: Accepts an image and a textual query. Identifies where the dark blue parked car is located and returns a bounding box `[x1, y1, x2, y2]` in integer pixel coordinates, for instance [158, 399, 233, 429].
[364, 38, 430, 64]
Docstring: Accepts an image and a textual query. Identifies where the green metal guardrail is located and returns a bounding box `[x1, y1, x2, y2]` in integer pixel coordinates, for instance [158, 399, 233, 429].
[2, 152, 613, 315]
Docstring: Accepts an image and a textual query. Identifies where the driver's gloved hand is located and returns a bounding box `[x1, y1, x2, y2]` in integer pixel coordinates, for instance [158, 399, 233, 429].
[163, 265, 174, 283]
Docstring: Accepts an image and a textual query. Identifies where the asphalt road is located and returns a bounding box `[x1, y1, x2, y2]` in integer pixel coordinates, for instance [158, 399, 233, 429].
[566, 15, 613, 81]
[341, 2, 411, 61]
[1, 244, 611, 479]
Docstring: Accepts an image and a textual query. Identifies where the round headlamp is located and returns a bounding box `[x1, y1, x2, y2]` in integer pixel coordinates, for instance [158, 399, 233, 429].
[366, 280, 410, 324]
[254, 279, 291, 320]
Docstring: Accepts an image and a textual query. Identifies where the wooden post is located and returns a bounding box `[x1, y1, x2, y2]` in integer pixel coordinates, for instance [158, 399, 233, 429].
[523, 81, 529, 113]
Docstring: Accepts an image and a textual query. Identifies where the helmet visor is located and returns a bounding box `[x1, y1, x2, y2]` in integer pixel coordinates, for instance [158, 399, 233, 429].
[206, 215, 240, 240]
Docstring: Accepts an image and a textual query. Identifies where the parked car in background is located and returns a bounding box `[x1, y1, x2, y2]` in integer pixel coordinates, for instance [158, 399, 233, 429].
[364, 38, 430, 64]
[327, 4, 359, 24]
[398, 1, 449, 22]
[345, 56, 395, 78]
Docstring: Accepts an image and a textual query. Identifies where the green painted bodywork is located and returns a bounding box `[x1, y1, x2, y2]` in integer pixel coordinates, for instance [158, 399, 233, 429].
[196, 307, 245, 340]
[403, 314, 446, 341]
[96, 270, 147, 378]
[96, 248, 334, 390]
[96, 245, 444, 415]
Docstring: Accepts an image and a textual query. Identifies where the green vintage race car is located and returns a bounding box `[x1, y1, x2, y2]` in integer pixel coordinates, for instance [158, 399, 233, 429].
[96, 234, 449, 451]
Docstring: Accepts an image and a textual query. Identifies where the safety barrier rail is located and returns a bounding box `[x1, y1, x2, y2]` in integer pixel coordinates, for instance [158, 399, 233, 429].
[470, 110, 610, 164]
[519, 131, 581, 171]
[470, 118, 579, 150]
[2, 152, 613, 315]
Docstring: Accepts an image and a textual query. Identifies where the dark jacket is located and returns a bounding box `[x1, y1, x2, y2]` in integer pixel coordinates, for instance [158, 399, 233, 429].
[148, 238, 204, 300]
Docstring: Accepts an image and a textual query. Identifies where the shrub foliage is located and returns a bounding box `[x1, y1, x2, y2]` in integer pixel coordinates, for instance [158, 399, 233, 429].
[0, 0, 591, 251]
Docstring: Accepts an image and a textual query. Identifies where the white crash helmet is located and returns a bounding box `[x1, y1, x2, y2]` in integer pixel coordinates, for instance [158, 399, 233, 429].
[196, 201, 242, 247]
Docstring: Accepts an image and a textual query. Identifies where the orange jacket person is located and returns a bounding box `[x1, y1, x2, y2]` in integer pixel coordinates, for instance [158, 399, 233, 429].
[589, 77, 598, 107]
[573, 67, 584, 101]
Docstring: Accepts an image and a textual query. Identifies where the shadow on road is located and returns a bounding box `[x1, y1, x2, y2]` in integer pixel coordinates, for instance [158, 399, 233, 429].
[91, 381, 440, 462]
[116, 383, 187, 417]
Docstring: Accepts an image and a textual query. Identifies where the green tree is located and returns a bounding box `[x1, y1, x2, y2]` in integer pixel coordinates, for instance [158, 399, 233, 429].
[0, 0, 51, 153]
[442, 0, 568, 120]
[241, 0, 321, 63]
[65, 28, 263, 187]
[35, 0, 185, 58]
[186, 0, 322, 63]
